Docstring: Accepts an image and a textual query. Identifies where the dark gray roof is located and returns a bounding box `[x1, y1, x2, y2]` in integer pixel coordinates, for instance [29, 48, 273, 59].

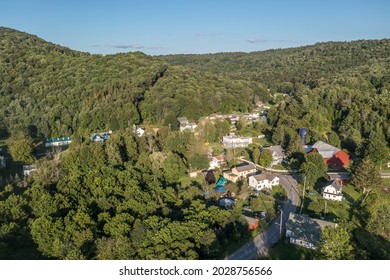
[323, 179, 343, 191]
[286, 213, 337, 245]
[252, 173, 278, 181]
[234, 164, 256, 173]
[263, 145, 284, 157]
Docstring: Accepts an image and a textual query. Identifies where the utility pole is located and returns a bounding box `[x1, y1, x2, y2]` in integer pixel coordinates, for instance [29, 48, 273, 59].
[324, 200, 327, 219]
[279, 209, 283, 239]
[300, 176, 306, 215]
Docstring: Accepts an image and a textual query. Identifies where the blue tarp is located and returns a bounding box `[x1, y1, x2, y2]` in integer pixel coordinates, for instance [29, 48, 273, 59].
[214, 185, 226, 193]
[216, 176, 227, 187]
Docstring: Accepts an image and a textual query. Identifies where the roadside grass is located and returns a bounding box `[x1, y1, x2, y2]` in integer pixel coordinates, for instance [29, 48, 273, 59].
[259, 236, 315, 260]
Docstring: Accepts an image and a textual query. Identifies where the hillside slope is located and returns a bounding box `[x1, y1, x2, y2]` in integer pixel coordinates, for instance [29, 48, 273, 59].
[159, 40, 390, 89]
[0, 27, 264, 137]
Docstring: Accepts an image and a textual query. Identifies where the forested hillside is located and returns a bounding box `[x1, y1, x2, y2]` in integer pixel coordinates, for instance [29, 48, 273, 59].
[159, 40, 390, 89]
[161, 40, 390, 150]
[0, 27, 265, 137]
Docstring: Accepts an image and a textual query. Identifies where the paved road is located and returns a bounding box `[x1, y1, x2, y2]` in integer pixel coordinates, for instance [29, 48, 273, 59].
[228, 174, 300, 260]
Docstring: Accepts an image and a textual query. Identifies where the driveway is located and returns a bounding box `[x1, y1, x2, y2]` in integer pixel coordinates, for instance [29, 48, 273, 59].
[228, 174, 300, 260]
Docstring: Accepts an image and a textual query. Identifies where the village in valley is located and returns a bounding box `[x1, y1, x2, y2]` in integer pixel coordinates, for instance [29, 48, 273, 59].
[2, 98, 388, 260]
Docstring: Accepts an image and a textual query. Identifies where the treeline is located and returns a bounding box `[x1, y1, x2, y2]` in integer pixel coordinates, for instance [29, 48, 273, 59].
[0, 130, 248, 259]
[0, 27, 265, 138]
[159, 40, 390, 91]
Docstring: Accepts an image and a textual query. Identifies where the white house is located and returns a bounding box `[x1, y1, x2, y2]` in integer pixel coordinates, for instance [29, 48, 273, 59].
[222, 133, 252, 148]
[322, 179, 343, 202]
[248, 173, 279, 191]
[208, 155, 224, 170]
[177, 116, 197, 132]
[262, 145, 285, 166]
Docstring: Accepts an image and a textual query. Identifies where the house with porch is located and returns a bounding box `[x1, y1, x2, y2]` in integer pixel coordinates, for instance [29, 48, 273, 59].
[248, 173, 280, 191]
[322, 179, 343, 202]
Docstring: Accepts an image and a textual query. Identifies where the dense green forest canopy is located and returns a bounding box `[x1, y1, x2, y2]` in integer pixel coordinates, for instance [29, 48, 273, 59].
[0, 27, 265, 138]
[161, 39, 390, 149]
[159, 40, 390, 90]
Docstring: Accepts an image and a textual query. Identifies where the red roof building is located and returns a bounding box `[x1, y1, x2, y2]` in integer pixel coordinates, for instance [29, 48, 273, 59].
[310, 141, 349, 168]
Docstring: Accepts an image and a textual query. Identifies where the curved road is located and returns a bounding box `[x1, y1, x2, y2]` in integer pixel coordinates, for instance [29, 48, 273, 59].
[228, 174, 300, 260]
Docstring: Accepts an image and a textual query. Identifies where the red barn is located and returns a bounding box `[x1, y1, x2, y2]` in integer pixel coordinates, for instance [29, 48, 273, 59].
[310, 141, 349, 168]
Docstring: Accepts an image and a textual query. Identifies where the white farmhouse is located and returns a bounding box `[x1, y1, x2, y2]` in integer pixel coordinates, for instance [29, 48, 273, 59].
[321, 179, 343, 202]
[248, 173, 279, 191]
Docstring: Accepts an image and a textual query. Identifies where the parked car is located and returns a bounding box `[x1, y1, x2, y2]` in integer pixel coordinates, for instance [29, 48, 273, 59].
[263, 190, 271, 196]
[256, 211, 268, 219]
[306, 190, 316, 195]
[277, 204, 282, 211]
[268, 241, 277, 248]
[243, 206, 252, 212]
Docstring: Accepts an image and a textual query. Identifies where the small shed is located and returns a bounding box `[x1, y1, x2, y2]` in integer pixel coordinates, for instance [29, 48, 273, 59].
[243, 215, 259, 230]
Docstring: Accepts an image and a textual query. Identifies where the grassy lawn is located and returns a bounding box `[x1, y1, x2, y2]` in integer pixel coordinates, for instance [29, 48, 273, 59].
[260, 236, 315, 260]
[296, 179, 361, 223]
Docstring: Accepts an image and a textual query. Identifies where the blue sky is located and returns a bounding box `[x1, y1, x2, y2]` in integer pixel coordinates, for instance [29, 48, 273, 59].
[1, 0, 389, 55]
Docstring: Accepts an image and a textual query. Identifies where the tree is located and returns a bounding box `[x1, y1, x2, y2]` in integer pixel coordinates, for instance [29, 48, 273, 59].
[259, 149, 273, 167]
[8, 134, 35, 164]
[301, 153, 327, 188]
[190, 154, 209, 170]
[252, 148, 260, 164]
[317, 226, 354, 260]
[363, 133, 388, 167]
[327, 131, 341, 148]
[205, 171, 216, 185]
[366, 202, 390, 238]
[351, 158, 382, 200]
[163, 153, 187, 183]
[286, 134, 305, 158]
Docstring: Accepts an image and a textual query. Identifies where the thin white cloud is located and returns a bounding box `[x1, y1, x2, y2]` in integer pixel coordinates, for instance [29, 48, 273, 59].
[195, 32, 220, 37]
[246, 38, 268, 43]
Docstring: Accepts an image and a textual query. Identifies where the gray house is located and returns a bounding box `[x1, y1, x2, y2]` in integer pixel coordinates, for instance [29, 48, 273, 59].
[286, 213, 337, 249]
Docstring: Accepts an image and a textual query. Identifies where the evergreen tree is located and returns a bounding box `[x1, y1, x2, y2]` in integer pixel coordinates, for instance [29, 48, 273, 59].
[317, 226, 354, 260]
[351, 158, 382, 196]
[259, 149, 273, 167]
